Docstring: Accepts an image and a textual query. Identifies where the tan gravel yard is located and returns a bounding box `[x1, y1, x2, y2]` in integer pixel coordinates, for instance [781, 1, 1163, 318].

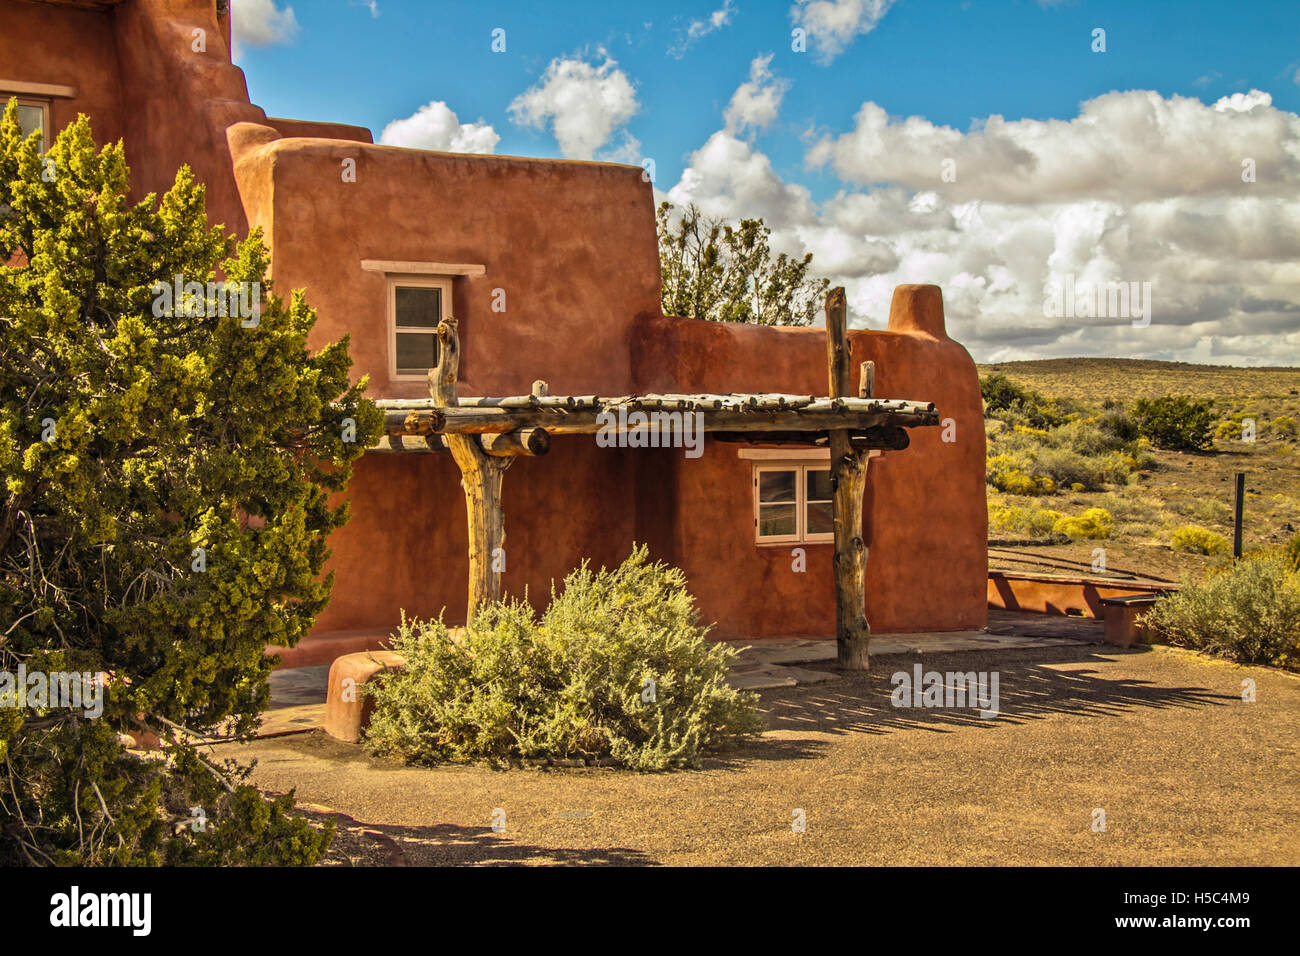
[226, 643, 1299, 866]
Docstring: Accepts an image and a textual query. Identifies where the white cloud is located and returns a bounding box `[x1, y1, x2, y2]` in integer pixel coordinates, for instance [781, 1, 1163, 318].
[807, 89, 1300, 203]
[724, 54, 790, 136]
[670, 1, 736, 58]
[790, 0, 895, 64]
[508, 54, 640, 160]
[231, 0, 299, 56]
[379, 101, 499, 154]
[660, 88, 1300, 365]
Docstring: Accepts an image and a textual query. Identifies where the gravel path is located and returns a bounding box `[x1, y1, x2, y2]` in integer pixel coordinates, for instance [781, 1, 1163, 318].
[222, 643, 1299, 866]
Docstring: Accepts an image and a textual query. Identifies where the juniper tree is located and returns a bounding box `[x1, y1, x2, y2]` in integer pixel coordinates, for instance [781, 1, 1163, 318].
[0, 101, 382, 864]
[656, 200, 830, 327]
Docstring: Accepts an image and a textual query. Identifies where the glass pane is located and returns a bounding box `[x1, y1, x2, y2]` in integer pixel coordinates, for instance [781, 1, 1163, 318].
[806, 501, 834, 535]
[758, 469, 796, 504]
[16, 104, 44, 152]
[395, 332, 437, 373]
[806, 467, 832, 502]
[395, 286, 441, 328]
[758, 503, 796, 537]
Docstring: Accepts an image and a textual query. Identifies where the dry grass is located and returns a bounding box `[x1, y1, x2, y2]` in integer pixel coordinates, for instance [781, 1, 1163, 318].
[980, 359, 1300, 581]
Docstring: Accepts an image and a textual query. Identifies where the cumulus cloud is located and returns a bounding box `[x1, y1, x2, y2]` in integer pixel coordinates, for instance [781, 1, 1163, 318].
[661, 87, 1300, 365]
[379, 101, 499, 154]
[723, 55, 790, 136]
[231, 0, 299, 56]
[508, 54, 640, 160]
[807, 89, 1300, 203]
[790, 0, 895, 64]
[669, 1, 736, 58]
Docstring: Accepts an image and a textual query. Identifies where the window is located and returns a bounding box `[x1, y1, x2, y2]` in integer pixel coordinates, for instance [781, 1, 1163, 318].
[11, 98, 49, 153]
[754, 462, 835, 544]
[387, 276, 451, 379]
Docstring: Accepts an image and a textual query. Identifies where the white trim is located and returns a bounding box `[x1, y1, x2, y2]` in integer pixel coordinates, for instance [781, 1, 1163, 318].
[737, 447, 830, 461]
[388, 275, 452, 381]
[737, 447, 881, 461]
[0, 80, 76, 99]
[363, 260, 485, 278]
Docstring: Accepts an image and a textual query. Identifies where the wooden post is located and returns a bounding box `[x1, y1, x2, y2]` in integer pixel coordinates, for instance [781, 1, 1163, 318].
[826, 288, 872, 670]
[430, 319, 512, 619]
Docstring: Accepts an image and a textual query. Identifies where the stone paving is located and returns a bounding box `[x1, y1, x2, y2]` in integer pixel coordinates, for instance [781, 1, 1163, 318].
[257, 609, 1105, 735]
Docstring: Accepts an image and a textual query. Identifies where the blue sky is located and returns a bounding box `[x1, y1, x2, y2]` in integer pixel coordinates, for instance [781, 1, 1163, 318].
[232, 1, 1300, 364]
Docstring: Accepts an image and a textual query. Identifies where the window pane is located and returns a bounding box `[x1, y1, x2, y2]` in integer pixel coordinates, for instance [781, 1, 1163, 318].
[758, 469, 796, 503]
[16, 104, 44, 152]
[395, 331, 437, 373]
[395, 286, 441, 328]
[758, 503, 796, 537]
[806, 467, 832, 502]
[806, 501, 834, 536]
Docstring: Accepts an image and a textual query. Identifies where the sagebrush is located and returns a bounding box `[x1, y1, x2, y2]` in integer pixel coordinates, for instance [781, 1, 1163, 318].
[364, 546, 764, 771]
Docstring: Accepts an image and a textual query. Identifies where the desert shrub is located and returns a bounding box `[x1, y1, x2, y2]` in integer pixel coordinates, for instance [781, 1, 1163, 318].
[1098, 409, 1139, 443]
[1032, 446, 1137, 491]
[980, 374, 1073, 429]
[1171, 525, 1231, 556]
[1146, 552, 1300, 668]
[1268, 415, 1297, 438]
[1286, 531, 1300, 572]
[989, 506, 1062, 537]
[1132, 396, 1216, 451]
[1053, 508, 1114, 540]
[364, 546, 764, 771]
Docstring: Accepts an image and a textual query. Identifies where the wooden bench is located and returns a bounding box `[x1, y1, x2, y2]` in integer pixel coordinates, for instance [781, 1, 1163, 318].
[1098, 594, 1159, 648]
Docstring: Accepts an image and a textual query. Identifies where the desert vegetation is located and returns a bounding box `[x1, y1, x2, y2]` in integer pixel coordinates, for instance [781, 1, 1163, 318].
[364, 546, 764, 771]
[980, 360, 1300, 582]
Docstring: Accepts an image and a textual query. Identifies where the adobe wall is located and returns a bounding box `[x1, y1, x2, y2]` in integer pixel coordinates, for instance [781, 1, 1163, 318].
[0, 0, 126, 146]
[630, 303, 988, 636]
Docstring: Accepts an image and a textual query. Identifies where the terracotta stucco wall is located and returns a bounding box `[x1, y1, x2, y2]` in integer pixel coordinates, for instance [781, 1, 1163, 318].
[0, 0, 125, 147]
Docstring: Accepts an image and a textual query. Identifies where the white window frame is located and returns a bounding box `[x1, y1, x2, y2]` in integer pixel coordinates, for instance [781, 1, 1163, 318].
[752, 461, 835, 545]
[387, 275, 452, 381]
[8, 96, 50, 153]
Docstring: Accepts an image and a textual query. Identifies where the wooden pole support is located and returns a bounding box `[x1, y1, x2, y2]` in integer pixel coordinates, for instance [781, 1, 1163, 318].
[431, 318, 512, 619]
[825, 288, 872, 671]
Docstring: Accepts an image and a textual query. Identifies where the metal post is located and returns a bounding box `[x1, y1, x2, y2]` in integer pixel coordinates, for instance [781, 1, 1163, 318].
[1233, 472, 1245, 559]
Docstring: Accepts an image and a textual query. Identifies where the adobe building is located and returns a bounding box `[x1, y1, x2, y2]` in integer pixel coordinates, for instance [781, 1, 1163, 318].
[3, 0, 988, 662]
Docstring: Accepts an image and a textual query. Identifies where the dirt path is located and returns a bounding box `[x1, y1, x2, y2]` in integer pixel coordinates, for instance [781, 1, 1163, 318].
[222, 644, 1299, 866]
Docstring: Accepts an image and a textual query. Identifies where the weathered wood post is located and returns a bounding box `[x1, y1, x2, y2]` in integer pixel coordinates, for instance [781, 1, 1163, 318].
[430, 318, 512, 619]
[825, 288, 873, 670]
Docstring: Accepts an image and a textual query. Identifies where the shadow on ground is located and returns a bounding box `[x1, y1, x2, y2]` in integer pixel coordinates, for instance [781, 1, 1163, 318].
[748, 645, 1233, 744]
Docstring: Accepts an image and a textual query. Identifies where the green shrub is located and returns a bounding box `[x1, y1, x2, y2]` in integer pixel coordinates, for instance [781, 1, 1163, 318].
[1053, 507, 1114, 540]
[1171, 525, 1231, 556]
[1098, 409, 1139, 443]
[364, 546, 764, 771]
[1146, 552, 1300, 668]
[979, 374, 1072, 429]
[989, 506, 1062, 537]
[0, 104, 376, 864]
[1268, 415, 1297, 438]
[1132, 396, 1216, 451]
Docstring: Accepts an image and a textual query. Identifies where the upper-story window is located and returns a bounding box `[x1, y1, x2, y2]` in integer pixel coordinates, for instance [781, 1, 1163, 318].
[388, 276, 451, 379]
[10, 98, 49, 153]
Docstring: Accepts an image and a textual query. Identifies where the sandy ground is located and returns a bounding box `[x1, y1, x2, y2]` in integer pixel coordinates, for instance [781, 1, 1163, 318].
[222, 643, 1299, 866]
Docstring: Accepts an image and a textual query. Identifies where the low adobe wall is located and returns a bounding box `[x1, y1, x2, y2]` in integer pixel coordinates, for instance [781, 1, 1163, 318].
[988, 570, 1174, 618]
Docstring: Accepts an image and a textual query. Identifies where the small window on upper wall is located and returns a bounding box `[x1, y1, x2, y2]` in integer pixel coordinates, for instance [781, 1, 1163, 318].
[388, 276, 451, 379]
[754, 462, 835, 544]
[11, 98, 50, 153]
